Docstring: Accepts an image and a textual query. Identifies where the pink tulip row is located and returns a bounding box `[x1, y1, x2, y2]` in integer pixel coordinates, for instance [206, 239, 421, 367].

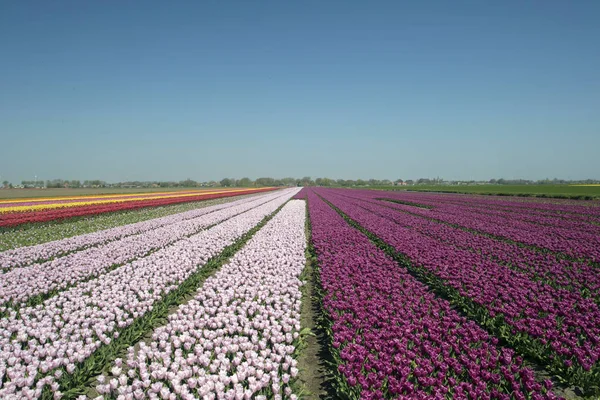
[97, 200, 306, 400]
[0, 188, 300, 399]
[0, 191, 293, 310]
[0, 193, 267, 271]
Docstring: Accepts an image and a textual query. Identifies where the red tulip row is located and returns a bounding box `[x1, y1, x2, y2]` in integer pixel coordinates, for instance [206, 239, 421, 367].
[0, 188, 276, 228]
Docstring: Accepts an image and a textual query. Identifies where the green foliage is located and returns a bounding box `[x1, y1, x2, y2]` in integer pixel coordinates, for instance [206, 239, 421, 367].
[238, 177, 252, 187]
[219, 178, 234, 187]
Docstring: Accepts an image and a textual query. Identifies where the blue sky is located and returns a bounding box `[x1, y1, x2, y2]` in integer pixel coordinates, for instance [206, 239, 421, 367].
[1, 1, 598, 183]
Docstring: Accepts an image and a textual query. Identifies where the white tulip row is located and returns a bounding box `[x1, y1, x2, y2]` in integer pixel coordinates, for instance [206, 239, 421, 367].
[0, 188, 300, 400]
[0, 192, 267, 271]
[0, 191, 290, 309]
[99, 199, 307, 400]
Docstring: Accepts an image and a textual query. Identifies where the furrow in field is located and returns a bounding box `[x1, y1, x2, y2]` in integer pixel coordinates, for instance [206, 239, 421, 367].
[0, 188, 299, 400]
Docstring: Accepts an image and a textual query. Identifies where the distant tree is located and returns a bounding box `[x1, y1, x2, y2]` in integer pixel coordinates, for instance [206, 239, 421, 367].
[405, 180, 414, 185]
[255, 177, 276, 187]
[70, 180, 81, 188]
[220, 178, 233, 187]
[82, 180, 107, 188]
[238, 177, 252, 187]
[315, 177, 334, 186]
[180, 179, 198, 187]
[394, 179, 404, 185]
[46, 179, 65, 188]
[2, 180, 8, 188]
[300, 177, 314, 186]
[281, 177, 296, 186]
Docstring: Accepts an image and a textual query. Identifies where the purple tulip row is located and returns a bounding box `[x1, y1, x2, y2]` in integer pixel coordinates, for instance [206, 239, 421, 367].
[381, 191, 600, 220]
[433, 200, 600, 236]
[0, 191, 291, 310]
[97, 200, 307, 400]
[0, 192, 267, 271]
[334, 193, 600, 301]
[306, 190, 559, 400]
[292, 188, 307, 199]
[385, 199, 600, 263]
[343, 189, 600, 263]
[0, 188, 299, 399]
[460, 201, 599, 230]
[315, 189, 600, 389]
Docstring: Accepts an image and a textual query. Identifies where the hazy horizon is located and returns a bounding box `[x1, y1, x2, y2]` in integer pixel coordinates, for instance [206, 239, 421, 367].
[1, 1, 599, 183]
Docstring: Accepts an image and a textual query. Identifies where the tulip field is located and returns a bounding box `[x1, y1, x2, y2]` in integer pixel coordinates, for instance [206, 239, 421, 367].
[303, 187, 600, 400]
[1, 186, 599, 399]
[0, 188, 275, 228]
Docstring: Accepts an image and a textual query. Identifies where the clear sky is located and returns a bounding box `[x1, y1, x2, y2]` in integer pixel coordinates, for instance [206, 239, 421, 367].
[1, 1, 599, 183]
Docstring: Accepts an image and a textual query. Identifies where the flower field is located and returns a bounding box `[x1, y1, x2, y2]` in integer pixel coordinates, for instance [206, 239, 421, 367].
[0, 188, 275, 228]
[1, 186, 599, 399]
[308, 188, 600, 399]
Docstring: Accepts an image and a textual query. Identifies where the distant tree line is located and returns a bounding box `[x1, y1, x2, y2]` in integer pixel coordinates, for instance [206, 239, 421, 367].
[43, 179, 108, 188]
[2, 177, 599, 190]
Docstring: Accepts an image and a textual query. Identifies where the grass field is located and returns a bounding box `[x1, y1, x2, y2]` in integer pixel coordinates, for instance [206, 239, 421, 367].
[377, 184, 600, 199]
[0, 187, 236, 200]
